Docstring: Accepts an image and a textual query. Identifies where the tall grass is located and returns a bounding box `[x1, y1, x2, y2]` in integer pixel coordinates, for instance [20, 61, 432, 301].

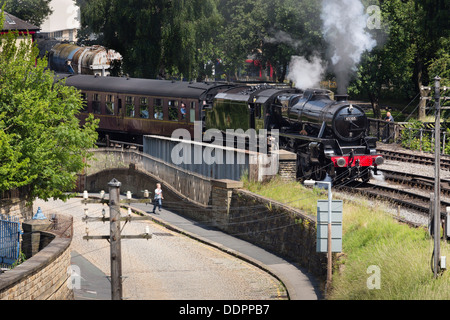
[243, 176, 450, 300]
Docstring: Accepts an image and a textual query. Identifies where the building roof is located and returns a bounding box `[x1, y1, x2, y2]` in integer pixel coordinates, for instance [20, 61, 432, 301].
[1, 11, 40, 32]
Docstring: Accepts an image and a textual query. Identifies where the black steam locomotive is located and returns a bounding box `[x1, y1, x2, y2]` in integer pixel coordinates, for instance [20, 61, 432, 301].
[204, 86, 383, 183]
[59, 73, 383, 183]
[272, 89, 383, 182]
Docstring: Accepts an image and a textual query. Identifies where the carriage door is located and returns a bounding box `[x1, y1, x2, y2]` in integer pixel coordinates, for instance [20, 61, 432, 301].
[249, 103, 255, 129]
[116, 97, 123, 127]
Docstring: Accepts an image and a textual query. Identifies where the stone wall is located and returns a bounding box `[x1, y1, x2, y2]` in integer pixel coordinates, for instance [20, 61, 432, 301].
[0, 236, 73, 300]
[209, 182, 325, 278]
[277, 150, 297, 181]
[0, 190, 33, 221]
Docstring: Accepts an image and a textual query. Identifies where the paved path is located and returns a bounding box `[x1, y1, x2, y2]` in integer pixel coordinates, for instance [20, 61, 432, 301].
[34, 198, 288, 300]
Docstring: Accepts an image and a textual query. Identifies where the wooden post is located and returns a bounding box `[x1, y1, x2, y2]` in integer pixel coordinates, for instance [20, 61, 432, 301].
[433, 76, 441, 279]
[82, 180, 153, 301]
[108, 178, 123, 300]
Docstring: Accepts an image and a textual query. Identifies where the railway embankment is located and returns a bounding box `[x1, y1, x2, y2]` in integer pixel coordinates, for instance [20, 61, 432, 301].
[244, 176, 450, 299]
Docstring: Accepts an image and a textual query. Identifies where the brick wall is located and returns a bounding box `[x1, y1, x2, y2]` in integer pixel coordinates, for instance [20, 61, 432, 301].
[0, 233, 73, 300]
[277, 150, 297, 181]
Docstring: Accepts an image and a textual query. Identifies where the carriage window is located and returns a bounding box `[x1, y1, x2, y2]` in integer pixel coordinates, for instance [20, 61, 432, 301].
[190, 101, 196, 122]
[80, 93, 88, 112]
[106, 95, 115, 115]
[140, 97, 149, 119]
[154, 98, 163, 120]
[126, 96, 135, 117]
[168, 100, 179, 121]
[92, 93, 101, 114]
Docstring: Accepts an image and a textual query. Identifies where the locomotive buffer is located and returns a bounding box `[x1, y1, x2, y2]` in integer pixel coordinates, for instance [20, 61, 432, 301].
[82, 178, 153, 300]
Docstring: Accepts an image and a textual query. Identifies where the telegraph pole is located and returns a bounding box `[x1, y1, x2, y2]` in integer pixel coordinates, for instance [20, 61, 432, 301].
[108, 178, 123, 300]
[433, 76, 441, 279]
[423, 76, 450, 278]
[83, 178, 152, 300]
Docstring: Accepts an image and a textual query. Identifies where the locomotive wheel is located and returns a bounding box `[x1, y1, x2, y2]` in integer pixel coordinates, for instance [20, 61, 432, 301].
[297, 154, 312, 181]
[297, 163, 312, 181]
[311, 165, 326, 181]
[360, 168, 371, 183]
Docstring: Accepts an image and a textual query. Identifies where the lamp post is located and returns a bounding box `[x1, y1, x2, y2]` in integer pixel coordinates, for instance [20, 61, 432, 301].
[304, 179, 333, 295]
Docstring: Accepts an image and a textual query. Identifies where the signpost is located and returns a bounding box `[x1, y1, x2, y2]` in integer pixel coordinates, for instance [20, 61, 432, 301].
[304, 180, 342, 297]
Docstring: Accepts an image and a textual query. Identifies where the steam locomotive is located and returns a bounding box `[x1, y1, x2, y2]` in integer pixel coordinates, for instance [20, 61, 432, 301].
[205, 85, 383, 182]
[272, 90, 384, 182]
[57, 73, 383, 183]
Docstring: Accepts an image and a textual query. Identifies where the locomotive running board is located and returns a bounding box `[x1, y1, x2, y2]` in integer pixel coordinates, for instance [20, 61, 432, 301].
[279, 132, 335, 144]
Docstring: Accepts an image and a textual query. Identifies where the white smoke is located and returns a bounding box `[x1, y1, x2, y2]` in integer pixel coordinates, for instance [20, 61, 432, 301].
[286, 55, 326, 90]
[320, 0, 377, 94]
[264, 29, 303, 49]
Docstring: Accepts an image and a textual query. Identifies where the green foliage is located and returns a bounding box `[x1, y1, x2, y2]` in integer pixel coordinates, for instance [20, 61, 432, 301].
[400, 120, 450, 154]
[0, 28, 99, 202]
[78, 0, 222, 80]
[216, 0, 324, 81]
[11, 251, 26, 268]
[244, 176, 450, 299]
[428, 38, 450, 89]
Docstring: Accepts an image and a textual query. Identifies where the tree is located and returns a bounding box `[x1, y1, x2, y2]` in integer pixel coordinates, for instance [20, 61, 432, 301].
[349, 0, 450, 119]
[79, 0, 222, 80]
[349, 0, 421, 118]
[0, 21, 99, 202]
[259, 0, 325, 82]
[0, 0, 53, 27]
[215, 0, 325, 82]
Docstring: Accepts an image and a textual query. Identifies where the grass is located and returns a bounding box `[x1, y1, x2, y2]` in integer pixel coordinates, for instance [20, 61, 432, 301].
[243, 176, 450, 300]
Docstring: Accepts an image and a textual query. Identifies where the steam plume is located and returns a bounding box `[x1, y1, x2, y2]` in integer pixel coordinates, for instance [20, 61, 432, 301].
[287, 55, 326, 90]
[264, 29, 303, 49]
[320, 0, 376, 94]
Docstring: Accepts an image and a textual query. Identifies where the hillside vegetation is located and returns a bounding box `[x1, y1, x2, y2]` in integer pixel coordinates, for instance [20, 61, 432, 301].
[243, 176, 450, 300]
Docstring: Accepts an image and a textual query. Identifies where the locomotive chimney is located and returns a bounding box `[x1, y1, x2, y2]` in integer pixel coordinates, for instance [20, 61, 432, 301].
[335, 94, 349, 102]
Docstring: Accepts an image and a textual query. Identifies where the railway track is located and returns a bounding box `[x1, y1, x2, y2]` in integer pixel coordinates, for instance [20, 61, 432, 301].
[338, 146, 447, 222]
[380, 168, 450, 197]
[338, 180, 448, 225]
[377, 148, 450, 170]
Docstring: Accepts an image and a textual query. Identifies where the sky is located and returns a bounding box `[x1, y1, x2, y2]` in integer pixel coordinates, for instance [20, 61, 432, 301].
[40, 0, 80, 32]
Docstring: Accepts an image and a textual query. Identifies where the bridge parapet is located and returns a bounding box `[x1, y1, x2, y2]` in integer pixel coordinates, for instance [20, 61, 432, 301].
[86, 148, 213, 206]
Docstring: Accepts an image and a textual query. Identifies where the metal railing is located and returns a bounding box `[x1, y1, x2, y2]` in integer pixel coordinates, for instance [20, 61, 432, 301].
[0, 214, 22, 269]
[368, 118, 450, 155]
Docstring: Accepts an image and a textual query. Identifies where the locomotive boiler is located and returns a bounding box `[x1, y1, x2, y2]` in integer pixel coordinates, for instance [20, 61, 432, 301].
[37, 37, 123, 76]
